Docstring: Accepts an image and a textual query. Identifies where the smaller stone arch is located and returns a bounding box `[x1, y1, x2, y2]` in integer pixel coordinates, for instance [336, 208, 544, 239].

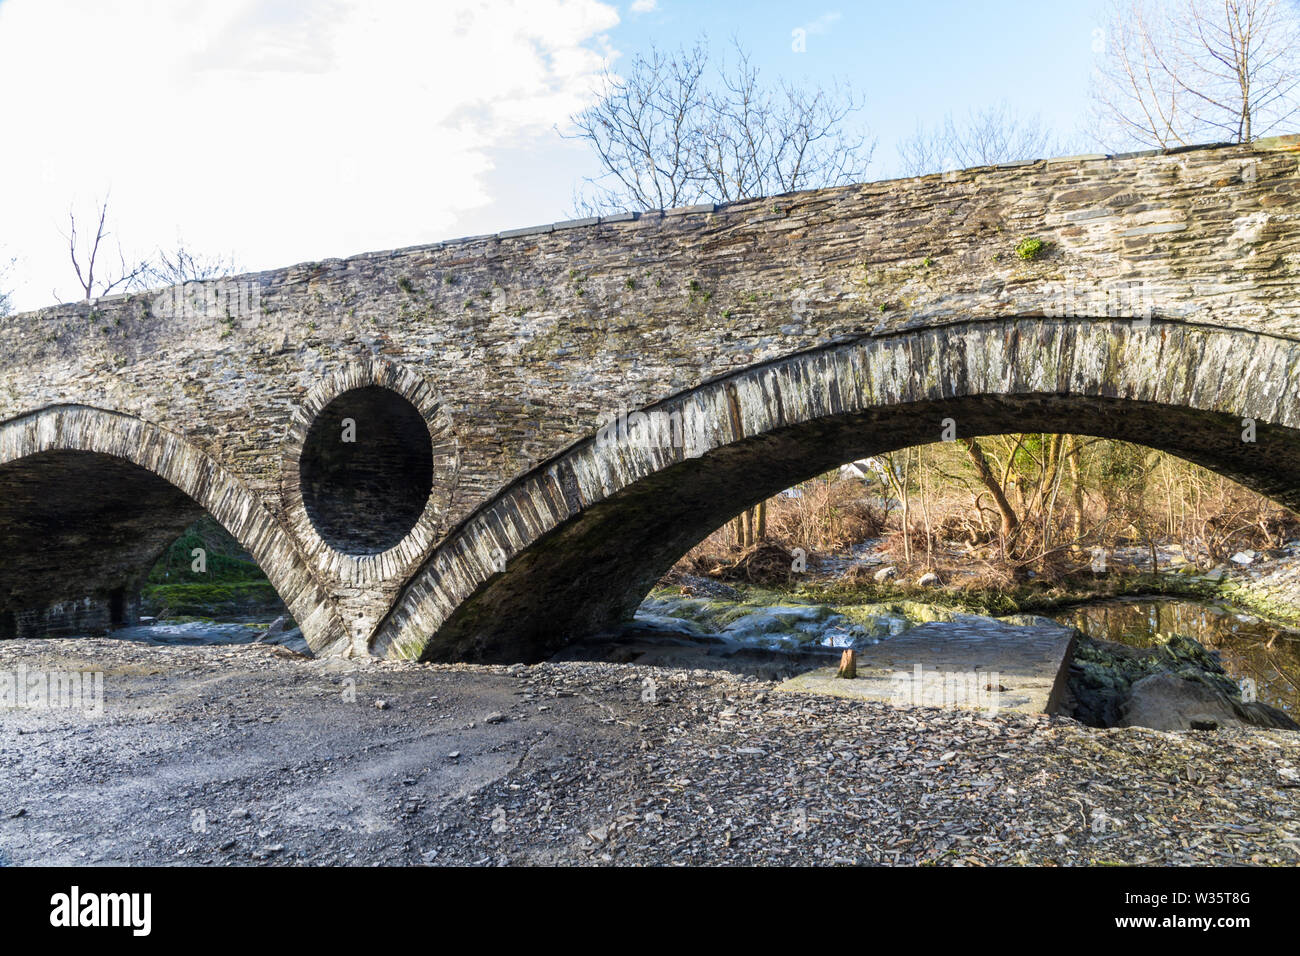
[280, 357, 459, 588]
[0, 404, 349, 655]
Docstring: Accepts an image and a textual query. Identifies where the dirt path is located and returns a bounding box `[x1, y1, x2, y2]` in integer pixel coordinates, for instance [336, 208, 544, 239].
[2, 638, 1298, 865]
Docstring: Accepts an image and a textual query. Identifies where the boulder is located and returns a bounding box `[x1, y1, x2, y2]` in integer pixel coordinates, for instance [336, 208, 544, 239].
[916, 571, 940, 587]
[254, 615, 288, 641]
[256, 624, 310, 655]
[1119, 671, 1297, 732]
[873, 566, 898, 583]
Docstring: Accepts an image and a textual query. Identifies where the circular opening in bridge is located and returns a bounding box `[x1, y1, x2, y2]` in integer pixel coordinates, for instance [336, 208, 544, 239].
[299, 386, 433, 554]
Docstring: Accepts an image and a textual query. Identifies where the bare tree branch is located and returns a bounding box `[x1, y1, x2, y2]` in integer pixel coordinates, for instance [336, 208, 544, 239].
[898, 102, 1061, 176]
[59, 196, 150, 302]
[0, 252, 15, 318]
[145, 240, 239, 286]
[1090, 0, 1300, 149]
[565, 37, 873, 213]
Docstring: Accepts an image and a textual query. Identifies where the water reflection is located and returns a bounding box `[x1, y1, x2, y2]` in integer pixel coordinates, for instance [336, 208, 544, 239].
[1051, 599, 1300, 717]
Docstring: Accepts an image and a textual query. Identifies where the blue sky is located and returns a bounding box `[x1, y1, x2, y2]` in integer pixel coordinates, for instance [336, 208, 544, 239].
[612, 0, 1105, 175]
[0, 0, 1110, 311]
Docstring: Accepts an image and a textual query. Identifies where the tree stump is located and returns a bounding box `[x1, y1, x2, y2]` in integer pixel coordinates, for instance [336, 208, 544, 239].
[836, 649, 857, 679]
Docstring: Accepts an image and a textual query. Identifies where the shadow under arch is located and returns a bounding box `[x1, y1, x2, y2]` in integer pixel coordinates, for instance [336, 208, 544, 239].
[372, 316, 1300, 663]
[0, 405, 349, 655]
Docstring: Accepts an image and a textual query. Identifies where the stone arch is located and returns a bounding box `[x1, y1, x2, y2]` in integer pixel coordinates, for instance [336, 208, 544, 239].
[279, 357, 459, 588]
[0, 404, 349, 655]
[371, 317, 1300, 662]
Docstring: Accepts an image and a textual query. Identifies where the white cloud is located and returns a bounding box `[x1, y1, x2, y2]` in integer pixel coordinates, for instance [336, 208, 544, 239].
[799, 11, 841, 35]
[0, 0, 620, 310]
[630, 0, 658, 12]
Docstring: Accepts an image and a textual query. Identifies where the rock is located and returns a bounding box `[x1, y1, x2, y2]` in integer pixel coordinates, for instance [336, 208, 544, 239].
[255, 615, 288, 641]
[1119, 671, 1298, 732]
[374, 699, 389, 710]
[1066, 632, 1293, 730]
[256, 624, 309, 655]
[1230, 551, 1255, 565]
[676, 574, 741, 600]
[873, 566, 898, 583]
[916, 571, 940, 587]
[485, 712, 506, 723]
[1201, 567, 1226, 582]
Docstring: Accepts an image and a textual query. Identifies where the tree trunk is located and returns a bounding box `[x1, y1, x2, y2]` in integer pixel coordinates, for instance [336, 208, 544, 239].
[960, 438, 1019, 541]
[836, 649, 857, 679]
[1068, 436, 1085, 545]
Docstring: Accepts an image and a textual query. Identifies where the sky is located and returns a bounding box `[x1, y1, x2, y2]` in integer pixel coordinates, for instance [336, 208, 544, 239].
[0, 0, 1109, 312]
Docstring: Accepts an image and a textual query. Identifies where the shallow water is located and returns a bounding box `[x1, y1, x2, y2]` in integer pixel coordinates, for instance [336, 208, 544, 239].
[103, 596, 1300, 717]
[1050, 598, 1300, 717]
[108, 619, 310, 654]
[634, 592, 979, 653]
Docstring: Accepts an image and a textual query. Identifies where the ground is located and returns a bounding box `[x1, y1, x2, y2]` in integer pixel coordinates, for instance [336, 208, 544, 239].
[2, 638, 1298, 866]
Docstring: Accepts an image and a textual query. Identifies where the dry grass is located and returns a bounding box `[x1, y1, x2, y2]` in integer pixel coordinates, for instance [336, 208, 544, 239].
[667, 439, 1300, 588]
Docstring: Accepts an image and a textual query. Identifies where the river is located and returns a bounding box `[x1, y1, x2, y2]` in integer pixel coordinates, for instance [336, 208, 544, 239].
[98, 593, 1300, 717]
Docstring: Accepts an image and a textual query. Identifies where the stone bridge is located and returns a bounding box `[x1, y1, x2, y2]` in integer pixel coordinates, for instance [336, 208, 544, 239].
[2, 137, 1298, 661]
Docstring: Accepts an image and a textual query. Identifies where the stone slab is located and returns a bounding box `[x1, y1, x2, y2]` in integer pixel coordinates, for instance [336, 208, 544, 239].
[776, 617, 1077, 715]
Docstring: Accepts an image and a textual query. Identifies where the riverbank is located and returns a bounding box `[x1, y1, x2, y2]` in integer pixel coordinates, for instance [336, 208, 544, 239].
[1, 638, 1297, 866]
[675, 536, 1300, 625]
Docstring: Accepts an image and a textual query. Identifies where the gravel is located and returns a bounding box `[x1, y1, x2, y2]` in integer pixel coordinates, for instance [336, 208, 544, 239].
[1, 638, 1297, 866]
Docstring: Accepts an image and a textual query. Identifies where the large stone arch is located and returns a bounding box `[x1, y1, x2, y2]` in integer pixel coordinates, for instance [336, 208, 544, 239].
[0, 405, 349, 655]
[371, 316, 1300, 662]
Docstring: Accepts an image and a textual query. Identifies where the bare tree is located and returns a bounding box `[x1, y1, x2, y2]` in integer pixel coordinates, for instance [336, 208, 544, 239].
[60, 197, 149, 302]
[898, 102, 1059, 176]
[568, 38, 873, 213]
[145, 241, 239, 286]
[0, 253, 14, 318]
[1090, 0, 1300, 149]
